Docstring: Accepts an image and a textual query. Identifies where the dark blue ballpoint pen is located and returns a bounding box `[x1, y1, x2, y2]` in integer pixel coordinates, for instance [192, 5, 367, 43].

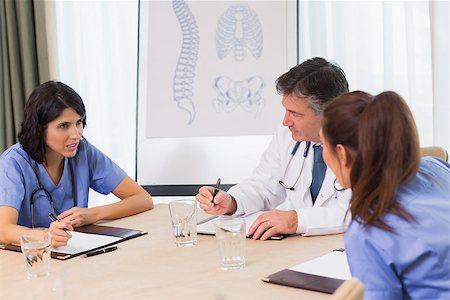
[48, 212, 60, 223]
[48, 213, 68, 232]
[211, 178, 221, 207]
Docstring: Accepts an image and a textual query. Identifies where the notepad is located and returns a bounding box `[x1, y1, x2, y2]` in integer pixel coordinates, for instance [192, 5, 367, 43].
[0, 224, 147, 260]
[53, 231, 121, 255]
[262, 250, 351, 294]
[289, 250, 351, 280]
[197, 212, 289, 240]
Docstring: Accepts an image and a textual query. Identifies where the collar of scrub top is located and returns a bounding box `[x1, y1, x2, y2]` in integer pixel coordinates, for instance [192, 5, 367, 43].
[278, 141, 312, 191]
[30, 158, 77, 228]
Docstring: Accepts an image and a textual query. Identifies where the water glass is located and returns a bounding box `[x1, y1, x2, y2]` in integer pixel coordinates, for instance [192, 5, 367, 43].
[20, 228, 51, 279]
[214, 218, 246, 270]
[168, 199, 197, 247]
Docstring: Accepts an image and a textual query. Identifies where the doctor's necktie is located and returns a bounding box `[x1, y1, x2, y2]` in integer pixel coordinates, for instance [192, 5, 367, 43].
[310, 145, 327, 205]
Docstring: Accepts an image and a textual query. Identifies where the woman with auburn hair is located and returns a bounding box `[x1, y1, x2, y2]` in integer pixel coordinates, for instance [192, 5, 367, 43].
[0, 81, 153, 248]
[320, 91, 450, 299]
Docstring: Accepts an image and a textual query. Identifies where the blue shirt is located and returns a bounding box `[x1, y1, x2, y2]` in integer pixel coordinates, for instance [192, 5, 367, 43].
[345, 157, 450, 300]
[0, 140, 126, 228]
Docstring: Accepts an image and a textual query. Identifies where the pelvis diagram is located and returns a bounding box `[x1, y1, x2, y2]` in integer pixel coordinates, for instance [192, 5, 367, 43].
[213, 75, 265, 115]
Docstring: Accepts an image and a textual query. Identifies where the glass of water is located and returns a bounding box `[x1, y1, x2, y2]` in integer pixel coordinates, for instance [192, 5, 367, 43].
[168, 199, 197, 247]
[214, 218, 246, 270]
[20, 228, 51, 279]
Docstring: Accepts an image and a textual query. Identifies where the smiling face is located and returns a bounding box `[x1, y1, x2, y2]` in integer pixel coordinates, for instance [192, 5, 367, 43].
[281, 94, 322, 143]
[44, 108, 84, 163]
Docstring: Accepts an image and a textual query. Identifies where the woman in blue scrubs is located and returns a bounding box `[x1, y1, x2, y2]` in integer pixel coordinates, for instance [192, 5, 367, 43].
[0, 81, 153, 247]
[320, 91, 450, 299]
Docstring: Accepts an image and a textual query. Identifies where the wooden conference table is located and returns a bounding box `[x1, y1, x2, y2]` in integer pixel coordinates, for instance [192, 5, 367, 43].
[1, 204, 344, 299]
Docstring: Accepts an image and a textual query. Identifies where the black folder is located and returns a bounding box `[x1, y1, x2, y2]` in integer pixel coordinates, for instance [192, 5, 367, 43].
[262, 249, 349, 294]
[262, 269, 345, 294]
[0, 224, 147, 260]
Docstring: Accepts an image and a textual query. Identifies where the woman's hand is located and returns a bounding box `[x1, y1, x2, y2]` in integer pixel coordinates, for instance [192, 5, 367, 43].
[49, 221, 73, 248]
[58, 207, 99, 227]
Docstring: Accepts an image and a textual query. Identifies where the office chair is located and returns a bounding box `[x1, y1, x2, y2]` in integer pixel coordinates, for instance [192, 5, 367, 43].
[330, 278, 364, 300]
[420, 146, 448, 162]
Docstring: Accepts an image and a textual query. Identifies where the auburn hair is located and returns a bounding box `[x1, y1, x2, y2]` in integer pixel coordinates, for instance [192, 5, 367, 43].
[322, 91, 420, 231]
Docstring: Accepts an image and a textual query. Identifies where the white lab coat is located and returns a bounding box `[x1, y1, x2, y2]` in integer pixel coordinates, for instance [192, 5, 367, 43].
[228, 126, 352, 236]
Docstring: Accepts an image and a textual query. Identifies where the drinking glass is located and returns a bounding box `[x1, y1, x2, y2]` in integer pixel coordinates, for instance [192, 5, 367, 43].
[20, 228, 51, 279]
[168, 199, 197, 247]
[214, 218, 246, 270]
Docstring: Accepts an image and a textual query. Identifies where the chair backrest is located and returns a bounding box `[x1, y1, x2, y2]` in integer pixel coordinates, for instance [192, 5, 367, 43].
[330, 278, 364, 300]
[420, 146, 448, 162]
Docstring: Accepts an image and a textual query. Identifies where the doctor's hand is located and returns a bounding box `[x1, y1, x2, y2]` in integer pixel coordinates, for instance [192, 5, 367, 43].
[196, 186, 237, 215]
[248, 210, 298, 241]
[58, 207, 99, 227]
[49, 220, 73, 248]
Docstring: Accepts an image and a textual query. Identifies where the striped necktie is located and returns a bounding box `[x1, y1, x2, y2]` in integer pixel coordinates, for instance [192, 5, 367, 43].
[310, 145, 327, 204]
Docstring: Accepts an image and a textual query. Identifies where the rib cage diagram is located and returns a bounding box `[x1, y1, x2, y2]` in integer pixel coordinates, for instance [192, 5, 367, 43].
[213, 75, 265, 116]
[172, 0, 199, 125]
[215, 5, 263, 61]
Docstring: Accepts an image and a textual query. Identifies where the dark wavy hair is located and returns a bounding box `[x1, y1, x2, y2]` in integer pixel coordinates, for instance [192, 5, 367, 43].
[322, 91, 419, 231]
[17, 81, 87, 164]
[275, 57, 349, 114]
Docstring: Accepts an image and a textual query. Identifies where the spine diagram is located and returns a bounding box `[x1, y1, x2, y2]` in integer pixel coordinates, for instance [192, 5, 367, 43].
[215, 5, 263, 61]
[172, 0, 199, 125]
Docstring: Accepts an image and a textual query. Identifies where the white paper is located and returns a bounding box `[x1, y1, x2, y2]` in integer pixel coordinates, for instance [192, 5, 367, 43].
[52, 231, 121, 255]
[289, 251, 351, 280]
[197, 211, 265, 235]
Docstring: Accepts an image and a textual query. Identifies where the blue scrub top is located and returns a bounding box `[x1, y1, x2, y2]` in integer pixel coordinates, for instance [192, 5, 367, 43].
[0, 140, 126, 228]
[345, 157, 450, 300]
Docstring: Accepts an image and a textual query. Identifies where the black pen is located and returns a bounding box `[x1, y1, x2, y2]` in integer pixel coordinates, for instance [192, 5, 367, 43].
[48, 212, 59, 223]
[333, 248, 345, 252]
[85, 246, 118, 257]
[48, 213, 68, 232]
[211, 178, 221, 207]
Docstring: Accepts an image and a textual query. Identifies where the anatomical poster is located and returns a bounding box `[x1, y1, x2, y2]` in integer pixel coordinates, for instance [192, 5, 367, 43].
[141, 0, 296, 138]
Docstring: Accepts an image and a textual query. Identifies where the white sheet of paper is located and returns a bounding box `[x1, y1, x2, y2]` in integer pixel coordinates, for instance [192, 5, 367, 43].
[197, 212, 265, 235]
[52, 231, 121, 255]
[289, 251, 351, 280]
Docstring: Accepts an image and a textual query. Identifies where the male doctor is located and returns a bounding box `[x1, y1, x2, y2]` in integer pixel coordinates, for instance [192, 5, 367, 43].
[196, 57, 352, 240]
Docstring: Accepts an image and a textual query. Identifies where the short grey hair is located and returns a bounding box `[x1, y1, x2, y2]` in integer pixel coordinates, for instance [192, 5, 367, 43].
[276, 57, 349, 115]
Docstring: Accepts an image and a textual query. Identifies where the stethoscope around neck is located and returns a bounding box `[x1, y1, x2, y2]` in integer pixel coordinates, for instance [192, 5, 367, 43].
[278, 141, 349, 197]
[278, 141, 311, 191]
[30, 159, 77, 228]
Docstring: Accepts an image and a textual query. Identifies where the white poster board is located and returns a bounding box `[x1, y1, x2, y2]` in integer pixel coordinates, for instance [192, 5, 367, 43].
[138, 0, 297, 189]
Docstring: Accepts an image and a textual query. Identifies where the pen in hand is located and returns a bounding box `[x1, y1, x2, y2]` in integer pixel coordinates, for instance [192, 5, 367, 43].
[48, 213, 68, 232]
[211, 178, 221, 207]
